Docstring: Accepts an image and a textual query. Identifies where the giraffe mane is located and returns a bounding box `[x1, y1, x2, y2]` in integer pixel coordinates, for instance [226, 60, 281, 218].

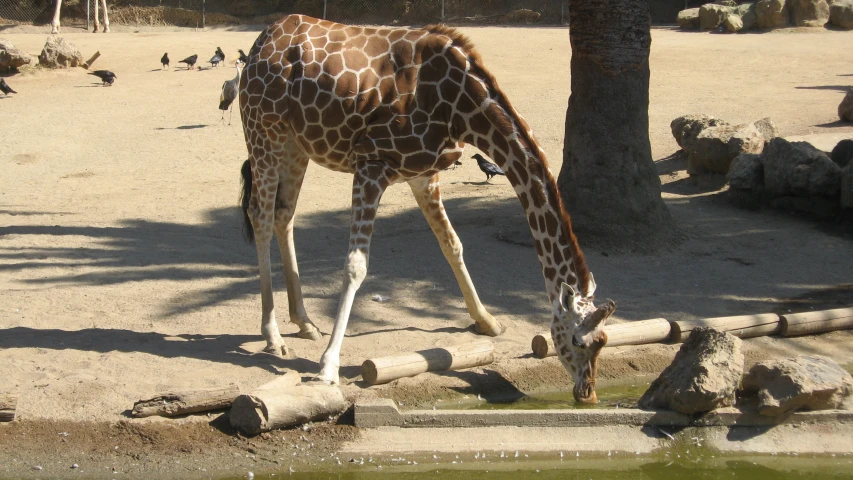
[424, 28, 592, 296]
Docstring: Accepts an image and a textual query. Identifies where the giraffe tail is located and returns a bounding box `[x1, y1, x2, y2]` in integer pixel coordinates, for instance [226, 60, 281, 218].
[239, 159, 255, 244]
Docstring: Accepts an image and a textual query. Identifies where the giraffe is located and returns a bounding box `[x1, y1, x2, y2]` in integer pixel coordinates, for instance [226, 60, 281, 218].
[239, 15, 617, 402]
[51, 0, 110, 34]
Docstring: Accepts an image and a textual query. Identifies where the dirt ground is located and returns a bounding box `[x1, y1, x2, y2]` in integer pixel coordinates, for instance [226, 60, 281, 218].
[1, 21, 853, 478]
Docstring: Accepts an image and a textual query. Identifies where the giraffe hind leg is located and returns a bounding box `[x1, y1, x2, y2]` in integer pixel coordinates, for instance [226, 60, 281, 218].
[243, 149, 289, 356]
[408, 175, 504, 336]
[273, 139, 321, 341]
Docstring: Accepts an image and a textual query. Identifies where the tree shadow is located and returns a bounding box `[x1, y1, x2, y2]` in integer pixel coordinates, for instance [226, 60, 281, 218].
[812, 120, 852, 128]
[154, 124, 209, 130]
[794, 85, 852, 92]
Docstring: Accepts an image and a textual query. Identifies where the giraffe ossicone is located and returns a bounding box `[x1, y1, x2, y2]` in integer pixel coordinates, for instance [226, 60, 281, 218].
[239, 14, 616, 401]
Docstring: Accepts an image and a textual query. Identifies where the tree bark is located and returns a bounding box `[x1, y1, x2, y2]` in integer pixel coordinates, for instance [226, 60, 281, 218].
[559, 0, 675, 249]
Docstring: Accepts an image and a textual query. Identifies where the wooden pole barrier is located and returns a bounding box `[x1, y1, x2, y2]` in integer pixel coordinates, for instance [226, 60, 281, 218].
[0, 393, 17, 422]
[230, 371, 347, 435]
[361, 340, 494, 385]
[82, 51, 100, 70]
[669, 313, 780, 343]
[781, 307, 853, 337]
[531, 318, 672, 358]
[132, 384, 240, 418]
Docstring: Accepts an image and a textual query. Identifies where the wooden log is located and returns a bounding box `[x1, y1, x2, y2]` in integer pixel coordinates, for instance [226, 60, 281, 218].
[669, 314, 781, 343]
[82, 51, 101, 69]
[781, 307, 853, 337]
[229, 371, 347, 435]
[132, 384, 240, 418]
[531, 318, 672, 358]
[361, 340, 494, 385]
[0, 393, 17, 422]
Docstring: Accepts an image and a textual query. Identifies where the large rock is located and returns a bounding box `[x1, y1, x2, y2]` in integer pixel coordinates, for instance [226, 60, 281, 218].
[737, 2, 759, 29]
[831, 139, 853, 168]
[790, 0, 830, 26]
[742, 356, 853, 416]
[829, 0, 853, 28]
[671, 114, 727, 149]
[724, 13, 745, 31]
[752, 117, 779, 145]
[728, 153, 764, 190]
[842, 163, 853, 208]
[699, 3, 733, 29]
[763, 138, 842, 197]
[639, 328, 743, 415]
[840, 89, 853, 123]
[688, 122, 765, 174]
[0, 39, 31, 72]
[756, 0, 790, 28]
[678, 8, 701, 28]
[38, 36, 83, 69]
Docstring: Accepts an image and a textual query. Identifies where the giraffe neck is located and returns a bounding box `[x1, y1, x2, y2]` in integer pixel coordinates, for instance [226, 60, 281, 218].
[456, 59, 590, 305]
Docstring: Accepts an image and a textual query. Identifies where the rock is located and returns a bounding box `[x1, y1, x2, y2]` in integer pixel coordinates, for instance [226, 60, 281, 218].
[829, 0, 853, 28]
[752, 117, 779, 145]
[639, 328, 743, 414]
[728, 153, 764, 190]
[699, 3, 733, 29]
[756, 0, 790, 28]
[742, 355, 853, 416]
[790, 0, 830, 25]
[724, 13, 745, 31]
[839, 89, 853, 123]
[831, 139, 853, 168]
[38, 36, 83, 69]
[842, 163, 853, 208]
[671, 114, 727, 149]
[763, 137, 842, 197]
[687, 122, 765, 174]
[677, 8, 701, 28]
[741, 8, 759, 29]
[0, 39, 31, 72]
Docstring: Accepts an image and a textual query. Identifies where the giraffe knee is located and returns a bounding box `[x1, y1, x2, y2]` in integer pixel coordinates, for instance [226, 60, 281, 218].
[344, 250, 368, 287]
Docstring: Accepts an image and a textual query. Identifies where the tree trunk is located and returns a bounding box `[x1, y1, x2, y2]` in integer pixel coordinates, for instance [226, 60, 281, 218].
[559, 0, 675, 249]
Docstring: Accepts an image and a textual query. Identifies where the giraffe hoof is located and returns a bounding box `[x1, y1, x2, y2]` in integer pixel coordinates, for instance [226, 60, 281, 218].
[263, 343, 289, 357]
[296, 325, 322, 341]
[474, 320, 505, 337]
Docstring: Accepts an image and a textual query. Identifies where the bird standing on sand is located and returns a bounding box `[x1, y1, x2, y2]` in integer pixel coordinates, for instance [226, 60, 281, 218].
[219, 63, 243, 125]
[209, 51, 223, 68]
[237, 49, 249, 64]
[179, 54, 198, 70]
[161, 52, 169, 69]
[473, 153, 505, 182]
[89, 69, 117, 86]
[216, 47, 225, 63]
[0, 78, 16, 96]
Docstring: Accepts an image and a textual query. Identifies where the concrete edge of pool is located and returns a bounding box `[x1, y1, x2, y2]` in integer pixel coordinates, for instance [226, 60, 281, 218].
[340, 399, 853, 456]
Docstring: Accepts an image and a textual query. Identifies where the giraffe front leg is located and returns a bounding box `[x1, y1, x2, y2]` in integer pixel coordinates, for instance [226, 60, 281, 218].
[408, 176, 504, 336]
[316, 165, 390, 385]
[274, 212, 321, 341]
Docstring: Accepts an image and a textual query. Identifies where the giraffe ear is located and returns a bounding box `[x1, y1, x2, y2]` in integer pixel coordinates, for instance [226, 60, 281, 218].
[586, 272, 597, 298]
[559, 282, 577, 313]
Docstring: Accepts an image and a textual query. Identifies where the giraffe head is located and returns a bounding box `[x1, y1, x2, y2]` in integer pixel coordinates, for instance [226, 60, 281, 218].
[554, 273, 617, 403]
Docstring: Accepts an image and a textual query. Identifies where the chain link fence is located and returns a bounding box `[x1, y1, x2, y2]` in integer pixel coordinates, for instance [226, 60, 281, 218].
[1, 0, 683, 30]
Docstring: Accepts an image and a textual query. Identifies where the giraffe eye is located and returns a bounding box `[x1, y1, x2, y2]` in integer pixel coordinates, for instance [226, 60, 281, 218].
[572, 336, 585, 349]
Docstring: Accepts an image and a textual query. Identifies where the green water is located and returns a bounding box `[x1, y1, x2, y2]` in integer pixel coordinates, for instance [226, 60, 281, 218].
[223, 455, 853, 479]
[437, 382, 649, 410]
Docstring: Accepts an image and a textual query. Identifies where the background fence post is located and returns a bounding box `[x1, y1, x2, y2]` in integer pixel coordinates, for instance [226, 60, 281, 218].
[441, 0, 444, 23]
[202, 0, 206, 29]
[323, 0, 327, 19]
[86, 0, 90, 31]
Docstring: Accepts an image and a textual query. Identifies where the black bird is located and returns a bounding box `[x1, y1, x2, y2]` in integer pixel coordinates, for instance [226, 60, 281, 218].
[237, 49, 249, 64]
[216, 47, 225, 63]
[161, 52, 169, 69]
[473, 153, 505, 182]
[89, 69, 117, 86]
[209, 52, 223, 68]
[179, 54, 198, 70]
[0, 78, 16, 96]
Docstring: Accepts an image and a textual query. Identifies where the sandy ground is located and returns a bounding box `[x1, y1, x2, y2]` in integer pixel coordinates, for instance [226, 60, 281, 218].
[1, 22, 853, 478]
